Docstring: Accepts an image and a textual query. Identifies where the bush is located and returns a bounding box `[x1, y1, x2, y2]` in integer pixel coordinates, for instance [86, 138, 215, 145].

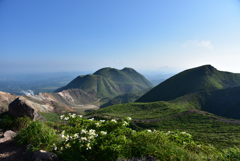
[0, 113, 31, 130]
[13, 113, 240, 161]
[15, 120, 60, 153]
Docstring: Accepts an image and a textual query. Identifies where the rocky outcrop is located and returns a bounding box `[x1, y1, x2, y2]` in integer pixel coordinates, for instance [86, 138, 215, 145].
[31, 150, 60, 161]
[9, 97, 46, 121]
[0, 91, 18, 114]
[0, 130, 17, 143]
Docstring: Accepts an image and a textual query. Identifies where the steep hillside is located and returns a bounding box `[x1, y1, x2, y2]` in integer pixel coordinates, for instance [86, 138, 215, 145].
[55, 67, 153, 99]
[170, 86, 240, 119]
[137, 65, 240, 102]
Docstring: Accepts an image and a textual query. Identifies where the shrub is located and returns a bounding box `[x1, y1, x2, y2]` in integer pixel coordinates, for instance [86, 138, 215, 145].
[0, 113, 31, 130]
[15, 120, 60, 153]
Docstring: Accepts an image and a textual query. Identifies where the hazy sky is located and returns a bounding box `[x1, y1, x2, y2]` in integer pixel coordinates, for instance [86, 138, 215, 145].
[1, 0, 240, 75]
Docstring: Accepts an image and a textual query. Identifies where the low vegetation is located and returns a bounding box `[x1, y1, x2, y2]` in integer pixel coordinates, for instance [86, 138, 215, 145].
[1, 112, 240, 161]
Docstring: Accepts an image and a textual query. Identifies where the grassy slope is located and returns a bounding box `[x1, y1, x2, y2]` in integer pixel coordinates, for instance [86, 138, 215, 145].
[100, 88, 152, 108]
[87, 101, 186, 119]
[135, 112, 240, 148]
[136, 64, 240, 119]
[136, 65, 240, 103]
[86, 101, 240, 148]
[55, 68, 153, 99]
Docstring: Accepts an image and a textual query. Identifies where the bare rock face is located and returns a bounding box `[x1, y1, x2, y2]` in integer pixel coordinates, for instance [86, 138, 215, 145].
[31, 150, 60, 161]
[0, 130, 17, 143]
[0, 91, 18, 114]
[9, 97, 46, 121]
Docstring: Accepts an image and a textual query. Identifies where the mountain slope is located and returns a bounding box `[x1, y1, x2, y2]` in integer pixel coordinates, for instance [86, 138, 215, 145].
[55, 67, 153, 99]
[100, 88, 152, 108]
[136, 65, 240, 102]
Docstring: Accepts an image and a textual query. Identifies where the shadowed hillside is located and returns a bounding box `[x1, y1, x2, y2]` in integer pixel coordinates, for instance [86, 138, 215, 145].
[136, 64, 240, 119]
[100, 88, 152, 108]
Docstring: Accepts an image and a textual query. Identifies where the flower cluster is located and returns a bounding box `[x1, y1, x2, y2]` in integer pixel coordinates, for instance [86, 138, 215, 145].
[52, 113, 133, 160]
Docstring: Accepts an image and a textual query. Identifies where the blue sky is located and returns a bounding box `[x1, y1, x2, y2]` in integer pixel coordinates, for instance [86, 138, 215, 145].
[1, 0, 240, 75]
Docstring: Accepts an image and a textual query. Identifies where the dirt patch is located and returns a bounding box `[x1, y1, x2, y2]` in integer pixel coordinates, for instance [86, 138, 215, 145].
[0, 138, 30, 161]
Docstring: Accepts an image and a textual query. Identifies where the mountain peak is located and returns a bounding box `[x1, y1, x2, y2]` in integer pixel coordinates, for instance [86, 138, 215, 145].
[136, 64, 240, 103]
[55, 67, 153, 99]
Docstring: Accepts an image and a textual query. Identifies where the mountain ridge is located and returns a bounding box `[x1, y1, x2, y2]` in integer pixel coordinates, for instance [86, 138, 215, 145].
[55, 67, 153, 99]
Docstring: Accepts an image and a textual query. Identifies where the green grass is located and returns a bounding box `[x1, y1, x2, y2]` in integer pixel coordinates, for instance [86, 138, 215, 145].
[133, 112, 240, 148]
[87, 101, 187, 119]
[86, 100, 240, 148]
[15, 121, 60, 153]
[40, 112, 62, 122]
[11, 114, 240, 161]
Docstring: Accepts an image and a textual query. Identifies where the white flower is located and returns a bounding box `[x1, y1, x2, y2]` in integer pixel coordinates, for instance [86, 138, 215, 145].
[80, 137, 87, 141]
[89, 129, 96, 136]
[197, 145, 202, 149]
[95, 123, 100, 127]
[60, 115, 65, 120]
[127, 117, 132, 120]
[65, 143, 71, 148]
[73, 133, 79, 138]
[147, 129, 152, 133]
[89, 118, 94, 121]
[81, 129, 87, 134]
[100, 120, 105, 122]
[100, 131, 107, 135]
[132, 130, 136, 133]
[123, 121, 128, 126]
[78, 115, 83, 118]
[64, 117, 69, 121]
[88, 136, 94, 140]
[166, 131, 171, 135]
[111, 119, 117, 123]
[71, 113, 76, 118]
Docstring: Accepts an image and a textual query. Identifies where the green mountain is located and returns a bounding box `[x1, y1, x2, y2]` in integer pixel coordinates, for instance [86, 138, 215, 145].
[55, 67, 153, 100]
[136, 64, 240, 119]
